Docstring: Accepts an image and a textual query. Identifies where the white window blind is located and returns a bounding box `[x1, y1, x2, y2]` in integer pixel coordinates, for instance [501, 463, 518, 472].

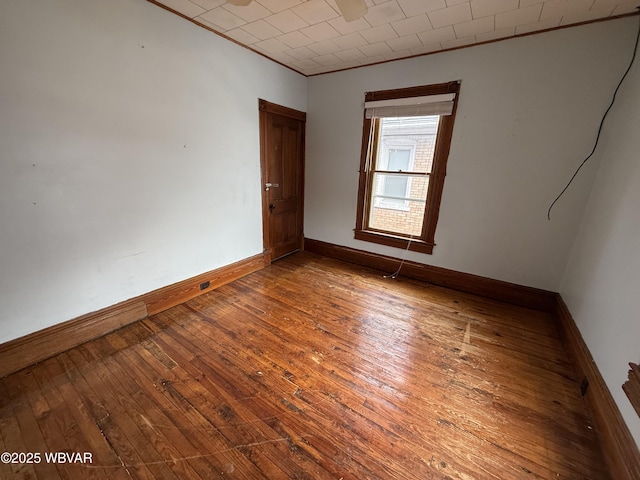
[364, 93, 456, 118]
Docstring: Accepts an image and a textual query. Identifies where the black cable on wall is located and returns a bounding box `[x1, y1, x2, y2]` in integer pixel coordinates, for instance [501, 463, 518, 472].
[547, 11, 640, 220]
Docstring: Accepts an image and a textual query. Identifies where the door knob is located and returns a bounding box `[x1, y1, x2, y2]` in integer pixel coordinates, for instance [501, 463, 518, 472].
[265, 183, 280, 191]
[269, 203, 276, 212]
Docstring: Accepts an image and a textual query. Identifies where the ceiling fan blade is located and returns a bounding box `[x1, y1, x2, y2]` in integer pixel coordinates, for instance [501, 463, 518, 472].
[227, 0, 252, 5]
[334, 0, 368, 22]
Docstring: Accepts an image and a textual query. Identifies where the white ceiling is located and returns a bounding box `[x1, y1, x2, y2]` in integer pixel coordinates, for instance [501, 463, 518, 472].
[149, 0, 639, 75]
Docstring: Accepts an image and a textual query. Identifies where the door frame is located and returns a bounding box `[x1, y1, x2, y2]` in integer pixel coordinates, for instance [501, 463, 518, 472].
[258, 99, 306, 265]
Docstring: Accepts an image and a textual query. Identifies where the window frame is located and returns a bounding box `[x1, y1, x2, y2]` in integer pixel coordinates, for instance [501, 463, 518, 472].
[354, 81, 461, 255]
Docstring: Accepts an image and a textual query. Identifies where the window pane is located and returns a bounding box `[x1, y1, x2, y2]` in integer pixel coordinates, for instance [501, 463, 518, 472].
[383, 175, 408, 199]
[379, 116, 439, 173]
[368, 115, 437, 236]
[369, 174, 429, 236]
[387, 148, 411, 171]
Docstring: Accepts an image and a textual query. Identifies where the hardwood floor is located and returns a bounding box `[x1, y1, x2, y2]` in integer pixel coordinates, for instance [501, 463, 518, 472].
[0, 252, 608, 479]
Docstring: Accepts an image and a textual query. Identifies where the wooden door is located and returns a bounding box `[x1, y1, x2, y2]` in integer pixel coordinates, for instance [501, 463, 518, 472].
[259, 99, 306, 263]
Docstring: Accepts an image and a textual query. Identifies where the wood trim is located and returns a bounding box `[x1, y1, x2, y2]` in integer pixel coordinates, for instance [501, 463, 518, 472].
[144, 253, 266, 315]
[555, 296, 640, 480]
[304, 238, 557, 312]
[259, 99, 306, 121]
[623, 363, 640, 419]
[364, 81, 461, 102]
[259, 101, 272, 263]
[0, 253, 266, 378]
[424, 85, 459, 247]
[0, 301, 148, 379]
[353, 230, 434, 254]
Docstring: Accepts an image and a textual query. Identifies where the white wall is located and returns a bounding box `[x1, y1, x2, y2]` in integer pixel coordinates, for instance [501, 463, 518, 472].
[560, 21, 640, 446]
[0, 0, 306, 343]
[305, 18, 636, 291]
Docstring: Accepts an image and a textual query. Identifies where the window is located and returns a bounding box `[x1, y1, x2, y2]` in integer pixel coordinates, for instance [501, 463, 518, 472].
[375, 139, 416, 211]
[355, 81, 460, 254]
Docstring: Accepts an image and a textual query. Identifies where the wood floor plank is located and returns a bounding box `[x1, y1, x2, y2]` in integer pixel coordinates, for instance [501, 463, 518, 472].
[0, 252, 609, 479]
[0, 377, 43, 479]
[211, 278, 584, 442]
[55, 352, 134, 480]
[180, 292, 568, 480]
[106, 327, 274, 479]
[64, 345, 170, 480]
[140, 312, 336, 480]
[110, 327, 275, 479]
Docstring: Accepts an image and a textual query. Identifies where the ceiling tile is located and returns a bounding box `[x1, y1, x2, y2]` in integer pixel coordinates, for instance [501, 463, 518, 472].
[291, 0, 340, 24]
[324, 0, 368, 11]
[300, 22, 341, 41]
[470, 0, 519, 18]
[611, 0, 640, 14]
[410, 43, 443, 55]
[254, 37, 289, 53]
[278, 30, 315, 47]
[305, 65, 330, 75]
[397, 0, 447, 16]
[391, 15, 433, 36]
[313, 53, 342, 65]
[157, 0, 206, 18]
[386, 33, 423, 51]
[191, 0, 226, 9]
[223, 2, 272, 22]
[559, 5, 615, 24]
[291, 58, 321, 69]
[428, 3, 473, 29]
[591, 0, 627, 8]
[198, 7, 246, 30]
[446, 0, 471, 6]
[264, 9, 309, 32]
[224, 26, 261, 44]
[495, 3, 542, 29]
[364, 1, 407, 26]
[332, 32, 369, 49]
[362, 53, 390, 64]
[519, 0, 544, 7]
[514, 16, 560, 33]
[307, 39, 342, 54]
[453, 15, 494, 37]
[540, 0, 596, 19]
[475, 25, 515, 41]
[360, 24, 399, 43]
[417, 25, 457, 44]
[268, 50, 298, 64]
[335, 47, 367, 61]
[283, 45, 316, 58]
[196, 17, 226, 33]
[328, 16, 372, 34]
[256, 0, 303, 13]
[359, 41, 394, 56]
[386, 49, 416, 60]
[441, 35, 476, 48]
[241, 19, 284, 39]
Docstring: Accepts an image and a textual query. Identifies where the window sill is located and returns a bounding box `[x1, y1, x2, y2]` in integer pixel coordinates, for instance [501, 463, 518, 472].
[354, 230, 434, 254]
